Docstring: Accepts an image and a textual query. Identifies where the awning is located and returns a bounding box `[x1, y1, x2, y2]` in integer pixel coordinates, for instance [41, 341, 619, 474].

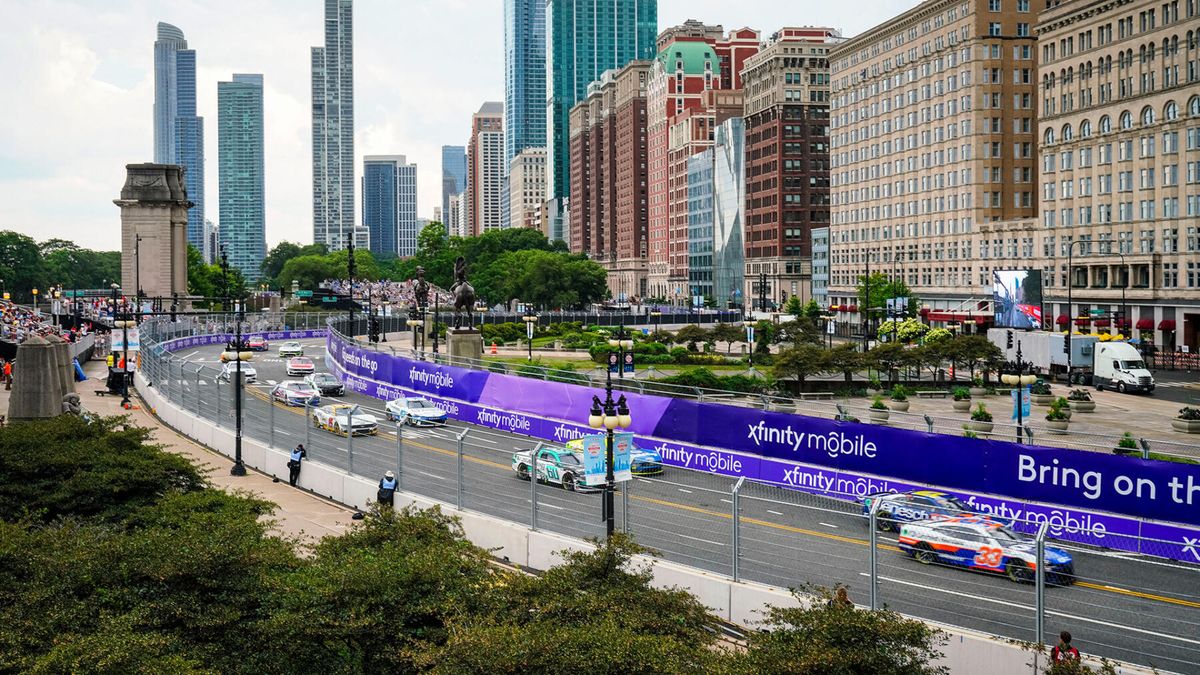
[1136, 318, 1154, 330]
[974, 316, 987, 325]
[1159, 319, 1177, 331]
[1055, 315, 1069, 325]
[918, 307, 931, 317]
[927, 311, 977, 322]
[1094, 318, 1111, 327]
[1074, 317, 1091, 326]
[1116, 318, 1130, 328]
[848, 305, 859, 313]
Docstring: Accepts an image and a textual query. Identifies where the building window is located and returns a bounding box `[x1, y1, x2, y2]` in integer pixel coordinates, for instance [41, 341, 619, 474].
[989, 22, 1002, 36]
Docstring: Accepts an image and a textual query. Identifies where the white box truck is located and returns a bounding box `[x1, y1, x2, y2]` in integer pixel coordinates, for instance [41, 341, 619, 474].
[987, 329, 1097, 377]
[1092, 341, 1155, 394]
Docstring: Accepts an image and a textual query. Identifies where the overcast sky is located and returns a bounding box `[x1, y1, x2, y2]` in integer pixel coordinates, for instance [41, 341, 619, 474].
[0, 0, 913, 251]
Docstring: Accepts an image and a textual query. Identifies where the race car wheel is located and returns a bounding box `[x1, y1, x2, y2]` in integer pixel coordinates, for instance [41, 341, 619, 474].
[562, 473, 577, 492]
[913, 543, 938, 565]
[877, 514, 896, 532]
[516, 464, 531, 481]
[1006, 559, 1034, 584]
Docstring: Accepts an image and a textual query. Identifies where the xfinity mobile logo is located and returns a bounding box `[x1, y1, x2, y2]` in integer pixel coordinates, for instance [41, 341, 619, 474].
[408, 367, 454, 390]
[552, 423, 587, 443]
[477, 409, 531, 432]
[747, 421, 878, 460]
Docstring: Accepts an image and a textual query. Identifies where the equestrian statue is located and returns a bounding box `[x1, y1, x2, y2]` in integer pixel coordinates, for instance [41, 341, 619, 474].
[450, 256, 476, 330]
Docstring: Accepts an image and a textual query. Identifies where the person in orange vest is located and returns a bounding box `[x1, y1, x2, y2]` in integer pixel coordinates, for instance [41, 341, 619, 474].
[2, 360, 10, 390]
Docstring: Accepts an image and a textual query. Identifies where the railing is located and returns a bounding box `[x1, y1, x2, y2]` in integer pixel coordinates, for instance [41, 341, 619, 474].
[135, 317, 1200, 673]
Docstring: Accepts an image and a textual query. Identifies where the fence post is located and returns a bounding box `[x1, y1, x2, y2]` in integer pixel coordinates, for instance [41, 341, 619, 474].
[268, 387, 274, 449]
[346, 409, 354, 475]
[396, 421, 404, 491]
[194, 366, 202, 416]
[304, 397, 312, 451]
[622, 476, 630, 534]
[456, 428, 468, 510]
[869, 497, 883, 611]
[530, 441, 542, 530]
[923, 414, 934, 433]
[1035, 522, 1049, 646]
[1139, 438, 1151, 460]
[732, 476, 745, 581]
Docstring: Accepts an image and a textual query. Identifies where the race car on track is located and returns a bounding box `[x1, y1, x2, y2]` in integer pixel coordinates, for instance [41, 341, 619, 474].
[304, 372, 345, 396]
[271, 381, 320, 407]
[898, 517, 1075, 585]
[384, 396, 449, 426]
[312, 404, 379, 436]
[565, 437, 664, 476]
[246, 336, 268, 351]
[286, 356, 316, 376]
[861, 490, 976, 531]
[279, 341, 304, 357]
[218, 361, 257, 383]
[511, 446, 596, 492]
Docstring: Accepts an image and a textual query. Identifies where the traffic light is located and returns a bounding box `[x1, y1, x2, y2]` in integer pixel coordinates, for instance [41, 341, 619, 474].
[1006, 330, 1014, 350]
[368, 316, 380, 343]
[1063, 333, 1070, 354]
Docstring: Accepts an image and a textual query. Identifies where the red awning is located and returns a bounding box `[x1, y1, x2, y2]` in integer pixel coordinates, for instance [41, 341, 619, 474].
[927, 311, 976, 322]
[974, 316, 987, 325]
[918, 307, 931, 317]
[1094, 318, 1111, 327]
[1116, 318, 1130, 328]
[1136, 318, 1154, 330]
[1074, 317, 1091, 326]
[848, 305, 859, 313]
[1159, 319, 1177, 331]
[1055, 315, 1069, 325]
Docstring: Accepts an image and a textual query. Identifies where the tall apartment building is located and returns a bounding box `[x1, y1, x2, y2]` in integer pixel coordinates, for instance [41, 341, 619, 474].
[742, 27, 840, 309]
[218, 74, 266, 283]
[441, 145, 467, 228]
[568, 61, 653, 298]
[646, 23, 759, 302]
[504, 0, 547, 169]
[312, 0, 363, 251]
[467, 102, 505, 236]
[687, 148, 715, 304]
[828, 0, 1041, 319]
[447, 192, 467, 238]
[1033, 0, 1199, 349]
[153, 22, 205, 251]
[546, 0, 658, 242]
[509, 148, 547, 230]
[362, 156, 418, 258]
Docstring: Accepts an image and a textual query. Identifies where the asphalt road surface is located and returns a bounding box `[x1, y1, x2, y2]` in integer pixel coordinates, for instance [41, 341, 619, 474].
[164, 338, 1200, 674]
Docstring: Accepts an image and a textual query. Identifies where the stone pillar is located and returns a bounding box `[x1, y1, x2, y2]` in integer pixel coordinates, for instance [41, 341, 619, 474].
[445, 329, 484, 366]
[7, 336, 64, 420]
[114, 163, 192, 303]
[46, 334, 75, 397]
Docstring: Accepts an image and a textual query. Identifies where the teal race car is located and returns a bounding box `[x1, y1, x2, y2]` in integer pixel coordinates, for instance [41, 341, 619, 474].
[511, 445, 598, 492]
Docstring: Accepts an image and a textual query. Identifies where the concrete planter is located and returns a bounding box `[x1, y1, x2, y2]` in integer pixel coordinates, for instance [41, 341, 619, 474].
[1045, 419, 1070, 435]
[1031, 394, 1055, 406]
[969, 420, 994, 433]
[889, 400, 910, 412]
[869, 409, 890, 424]
[1068, 399, 1096, 413]
[1171, 418, 1200, 434]
[969, 387, 988, 398]
[952, 399, 972, 412]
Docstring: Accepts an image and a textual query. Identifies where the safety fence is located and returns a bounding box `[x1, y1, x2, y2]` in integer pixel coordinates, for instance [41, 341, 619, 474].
[136, 318, 1200, 674]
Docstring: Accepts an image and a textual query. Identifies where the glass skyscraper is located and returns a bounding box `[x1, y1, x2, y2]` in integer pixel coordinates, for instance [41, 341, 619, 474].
[154, 22, 205, 256]
[545, 0, 657, 240]
[441, 145, 467, 229]
[711, 118, 745, 310]
[217, 74, 265, 283]
[362, 156, 418, 259]
[312, 0, 358, 250]
[504, 0, 546, 168]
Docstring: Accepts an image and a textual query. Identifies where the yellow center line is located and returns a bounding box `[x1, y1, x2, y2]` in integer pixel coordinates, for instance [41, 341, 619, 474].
[246, 386, 1198, 610]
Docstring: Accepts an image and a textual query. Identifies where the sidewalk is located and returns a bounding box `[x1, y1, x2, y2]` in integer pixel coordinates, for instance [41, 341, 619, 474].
[0, 358, 352, 544]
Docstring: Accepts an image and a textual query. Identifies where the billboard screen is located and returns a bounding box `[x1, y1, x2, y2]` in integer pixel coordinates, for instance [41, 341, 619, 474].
[993, 270, 1043, 329]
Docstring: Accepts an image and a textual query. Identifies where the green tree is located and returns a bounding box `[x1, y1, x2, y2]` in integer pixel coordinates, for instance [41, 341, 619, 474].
[784, 295, 804, 317]
[857, 273, 916, 322]
[867, 341, 912, 384]
[772, 342, 832, 389]
[416, 220, 448, 259]
[709, 322, 745, 354]
[674, 324, 710, 352]
[828, 342, 865, 384]
[260, 241, 303, 284]
[0, 230, 47, 302]
[278, 254, 336, 291]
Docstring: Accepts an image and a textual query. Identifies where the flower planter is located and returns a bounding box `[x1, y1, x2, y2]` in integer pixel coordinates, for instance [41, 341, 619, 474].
[1068, 400, 1096, 413]
[1031, 394, 1055, 406]
[952, 399, 972, 412]
[969, 387, 987, 398]
[1171, 418, 1200, 434]
[869, 409, 890, 424]
[889, 400, 910, 412]
[1045, 419, 1070, 435]
[969, 420, 994, 433]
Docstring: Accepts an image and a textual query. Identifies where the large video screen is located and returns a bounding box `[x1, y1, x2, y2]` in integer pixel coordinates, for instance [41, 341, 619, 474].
[993, 270, 1043, 329]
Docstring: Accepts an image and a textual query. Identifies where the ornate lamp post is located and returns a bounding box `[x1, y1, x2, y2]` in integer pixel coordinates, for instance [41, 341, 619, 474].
[408, 306, 425, 357]
[31, 287, 39, 314]
[650, 309, 661, 336]
[587, 386, 632, 539]
[1000, 339, 1038, 444]
[522, 313, 538, 361]
[110, 283, 131, 409]
[608, 326, 633, 382]
[220, 248, 248, 476]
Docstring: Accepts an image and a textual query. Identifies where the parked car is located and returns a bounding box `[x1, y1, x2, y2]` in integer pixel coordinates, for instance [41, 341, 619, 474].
[286, 356, 316, 376]
[312, 404, 379, 436]
[271, 380, 320, 407]
[304, 372, 345, 396]
[218, 361, 257, 383]
[384, 396, 449, 426]
[279, 341, 304, 357]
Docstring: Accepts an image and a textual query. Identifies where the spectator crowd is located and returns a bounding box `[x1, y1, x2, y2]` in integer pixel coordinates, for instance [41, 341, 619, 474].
[322, 279, 452, 312]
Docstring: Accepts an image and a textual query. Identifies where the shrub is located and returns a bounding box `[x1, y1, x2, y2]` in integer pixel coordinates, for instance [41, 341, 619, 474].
[962, 425, 979, 439]
[1030, 380, 1052, 395]
[871, 395, 888, 410]
[971, 376, 984, 387]
[889, 384, 909, 402]
[1114, 432, 1139, 456]
[657, 368, 772, 394]
[1177, 407, 1200, 421]
[952, 387, 971, 401]
[970, 403, 993, 422]
[1045, 399, 1069, 422]
[1067, 388, 1092, 402]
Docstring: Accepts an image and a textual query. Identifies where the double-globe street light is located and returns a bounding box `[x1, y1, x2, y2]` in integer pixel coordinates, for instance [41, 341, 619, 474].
[522, 313, 538, 361]
[219, 248, 249, 477]
[408, 306, 425, 357]
[109, 283, 132, 409]
[1000, 337, 1037, 445]
[587, 382, 632, 539]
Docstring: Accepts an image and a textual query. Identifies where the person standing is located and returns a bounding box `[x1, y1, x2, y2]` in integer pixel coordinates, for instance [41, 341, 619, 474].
[1051, 631, 1080, 663]
[377, 470, 397, 507]
[288, 444, 307, 486]
[3, 359, 11, 390]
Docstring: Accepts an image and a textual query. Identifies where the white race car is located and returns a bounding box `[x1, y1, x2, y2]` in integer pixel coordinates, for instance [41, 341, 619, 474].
[384, 396, 449, 426]
[311, 404, 379, 436]
[272, 380, 320, 407]
[898, 517, 1075, 585]
[286, 356, 316, 376]
[218, 361, 257, 383]
[279, 341, 304, 357]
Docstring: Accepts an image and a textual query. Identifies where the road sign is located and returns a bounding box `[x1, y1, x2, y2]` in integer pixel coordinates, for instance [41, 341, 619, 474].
[827, 320, 836, 335]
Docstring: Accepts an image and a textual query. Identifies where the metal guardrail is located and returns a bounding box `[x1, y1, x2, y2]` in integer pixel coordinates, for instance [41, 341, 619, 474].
[135, 318, 1200, 672]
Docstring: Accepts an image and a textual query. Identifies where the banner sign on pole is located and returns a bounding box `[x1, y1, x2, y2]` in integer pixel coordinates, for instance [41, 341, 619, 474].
[111, 328, 141, 352]
[1011, 386, 1031, 421]
[623, 352, 635, 373]
[613, 431, 633, 482]
[581, 434, 607, 486]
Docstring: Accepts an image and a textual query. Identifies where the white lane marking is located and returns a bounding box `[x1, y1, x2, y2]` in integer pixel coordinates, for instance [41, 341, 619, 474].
[768, 510, 783, 516]
[678, 488, 692, 494]
[198, 380, 208, 385]
[266, 379, 277, 385]
[416, 470, 446, 481]
[182, 351, 199, 359]
[674, 533, 726, 547]
[819, 522, 839, 529]
[720, 498, 732, 504]
[277, 430, 292, 437]
[860, 573, 1200, 647]
[537, 502, 565, 510]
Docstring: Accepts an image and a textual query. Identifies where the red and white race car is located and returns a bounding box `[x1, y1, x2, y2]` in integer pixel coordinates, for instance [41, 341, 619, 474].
[286, 356, 316, 376]
[246, 336, 268, 351]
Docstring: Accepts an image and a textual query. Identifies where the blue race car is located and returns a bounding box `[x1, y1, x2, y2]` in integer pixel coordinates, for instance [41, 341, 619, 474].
[566, 438, 664, 476]
[898, 517, 1075, 585]
[861, 490, 975, 531]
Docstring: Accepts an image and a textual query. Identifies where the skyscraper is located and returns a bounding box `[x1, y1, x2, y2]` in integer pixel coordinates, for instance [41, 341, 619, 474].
[217, 74, 265, 283]
[467, 102, 505, 236]
[441, 145, 467, 227]
[362, 156, 418, 258]
[504, 0, 546, 169]
[153, 22, 205, 253]
[545, 0, 657, 241]
[311, 0, 359, 250]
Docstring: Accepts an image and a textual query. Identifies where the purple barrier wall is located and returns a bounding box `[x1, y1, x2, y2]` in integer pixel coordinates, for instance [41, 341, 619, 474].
[325, 336, 1200, 565]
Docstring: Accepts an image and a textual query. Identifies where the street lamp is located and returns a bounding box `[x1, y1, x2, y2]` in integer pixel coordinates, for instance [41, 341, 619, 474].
[650, 310, 661, 337]
[587, 381, 632, 539]
[1113, 250, 1129, 337]
[522, 313, 538, 361]
[110, 283, 133, 409]
[219, 248, 248, 477]
[607, 327, 633, 383]
[408, 306, 425, 358]
[381, 299, 390, 342]
[32, 287, 38, 313]
[743, 319, 756, 367]
[346, 237, 357, 332]
[1065, 239, 1085, 381]
[134, 234, 143, 323]
[1000, 339, 1038, 444]
[821, 314, 835, 349]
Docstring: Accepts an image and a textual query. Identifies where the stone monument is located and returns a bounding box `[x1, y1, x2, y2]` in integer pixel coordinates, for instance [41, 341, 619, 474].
[445, 256, 482, 362]
[113, 163, 192, 302]
[7, 336, 66, 420]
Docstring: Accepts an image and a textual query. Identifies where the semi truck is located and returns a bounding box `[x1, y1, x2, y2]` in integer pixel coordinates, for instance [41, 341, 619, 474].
[986, 329, 1154, 393]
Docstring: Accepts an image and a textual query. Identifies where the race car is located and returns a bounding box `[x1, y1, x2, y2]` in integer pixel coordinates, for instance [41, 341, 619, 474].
[511, 446, 596, 492]
[279, 341, 304, 357]
[565, 437, 663, 476]
[271, 380, 320, 407]
[861, 490, 976, 531]
[246, 336, 268, 351]
[384, 396, 449, 426]
[304, 372, 345, 396]
[312, 404, 379, 436]
[218, 361, 257, 383]
[898, 517, 1075, 585]
[286, 356, 316, 376]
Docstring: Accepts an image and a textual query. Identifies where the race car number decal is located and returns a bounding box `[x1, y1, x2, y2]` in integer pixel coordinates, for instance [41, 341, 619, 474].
[545, 465, 559, 480]
[973, 547, 1004, 568]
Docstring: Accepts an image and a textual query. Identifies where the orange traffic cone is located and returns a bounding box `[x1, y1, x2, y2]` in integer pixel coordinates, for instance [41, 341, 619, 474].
[490, 341, 498, 355]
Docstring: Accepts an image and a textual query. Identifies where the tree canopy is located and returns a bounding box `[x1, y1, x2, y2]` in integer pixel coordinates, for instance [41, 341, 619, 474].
[0, 231, 122, 302]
